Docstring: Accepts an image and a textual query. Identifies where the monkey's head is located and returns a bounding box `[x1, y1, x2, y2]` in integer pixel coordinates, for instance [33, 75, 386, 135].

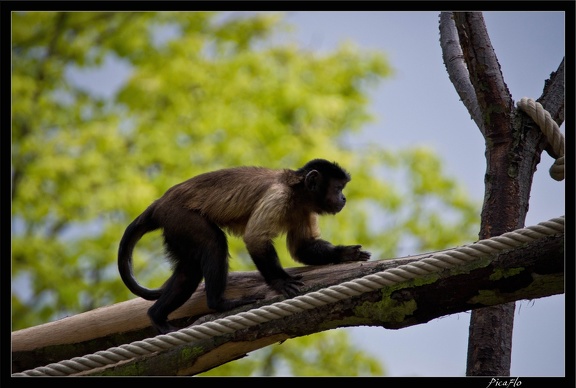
[298, 159, 351, 215]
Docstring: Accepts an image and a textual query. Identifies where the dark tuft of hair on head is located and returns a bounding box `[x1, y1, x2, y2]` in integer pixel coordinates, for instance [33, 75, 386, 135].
[298, 159, 351, 181]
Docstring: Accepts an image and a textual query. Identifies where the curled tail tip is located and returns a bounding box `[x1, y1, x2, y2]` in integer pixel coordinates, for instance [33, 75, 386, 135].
[134, 289, 162, 301]
[118, 208, 162, 300]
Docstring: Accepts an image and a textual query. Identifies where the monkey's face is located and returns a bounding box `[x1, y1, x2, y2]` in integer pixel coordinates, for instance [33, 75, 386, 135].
[322, 179, 348, 214]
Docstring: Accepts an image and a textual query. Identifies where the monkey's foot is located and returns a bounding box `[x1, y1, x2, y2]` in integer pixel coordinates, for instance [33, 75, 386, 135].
[268, 275, 304, 298]
[153, 321, 181, 335]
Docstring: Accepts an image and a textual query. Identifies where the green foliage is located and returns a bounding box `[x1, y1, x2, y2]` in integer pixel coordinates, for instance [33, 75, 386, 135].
[11, 11, 480, 376]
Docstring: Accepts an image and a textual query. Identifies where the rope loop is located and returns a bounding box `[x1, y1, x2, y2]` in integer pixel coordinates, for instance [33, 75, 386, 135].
[516, 97, 565, 181]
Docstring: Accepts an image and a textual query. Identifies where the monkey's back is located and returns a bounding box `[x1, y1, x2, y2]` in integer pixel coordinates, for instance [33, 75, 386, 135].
[157, 167, 300, 235]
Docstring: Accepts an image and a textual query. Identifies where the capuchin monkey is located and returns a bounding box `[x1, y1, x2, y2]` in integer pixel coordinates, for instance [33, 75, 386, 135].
[118, 159, 371, 334]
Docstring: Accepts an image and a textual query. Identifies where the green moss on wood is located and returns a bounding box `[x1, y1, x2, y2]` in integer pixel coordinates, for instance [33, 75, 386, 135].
[468, 272, 564, 305]
[352, 274, 439, 324]
[448, 256, 493, 276]
[489, 267, 524, 281]
[355, 295, 418, 323]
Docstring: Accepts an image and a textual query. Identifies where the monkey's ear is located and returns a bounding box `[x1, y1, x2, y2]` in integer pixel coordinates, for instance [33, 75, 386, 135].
[305, 170, 321, 191]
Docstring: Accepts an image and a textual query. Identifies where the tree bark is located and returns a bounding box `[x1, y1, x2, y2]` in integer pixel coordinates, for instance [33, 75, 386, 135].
[448, 12, 565, 376]
[439, 12, 484, 134]
[12, 230, 564, 376]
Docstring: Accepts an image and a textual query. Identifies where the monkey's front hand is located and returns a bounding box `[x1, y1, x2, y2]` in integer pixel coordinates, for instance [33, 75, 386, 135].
[268, 275, 304, 298]
[338, 245, 371, 262]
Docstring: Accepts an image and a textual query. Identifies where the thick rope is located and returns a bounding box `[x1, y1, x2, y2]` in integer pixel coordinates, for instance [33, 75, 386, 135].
[13, 216, 564, 377]
[516, 97, 565, 181]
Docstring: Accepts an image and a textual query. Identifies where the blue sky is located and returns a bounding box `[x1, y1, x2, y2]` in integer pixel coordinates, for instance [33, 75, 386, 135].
[66, 11, 566, 377]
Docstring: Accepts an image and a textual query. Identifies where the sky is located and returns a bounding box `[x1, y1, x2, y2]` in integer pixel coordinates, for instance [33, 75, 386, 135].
[66, 11, 568, 377]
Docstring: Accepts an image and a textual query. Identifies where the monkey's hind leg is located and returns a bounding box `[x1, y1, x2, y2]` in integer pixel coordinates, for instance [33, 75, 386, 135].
[147, 257, 203, 334]
[147, 213, 208, 334]
[200, 220, 260, 313]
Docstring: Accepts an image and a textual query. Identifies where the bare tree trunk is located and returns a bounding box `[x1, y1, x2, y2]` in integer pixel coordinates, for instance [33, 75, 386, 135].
[441, 11, 565, 376]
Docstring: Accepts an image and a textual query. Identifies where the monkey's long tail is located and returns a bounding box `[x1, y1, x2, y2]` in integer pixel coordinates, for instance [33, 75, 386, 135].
[118, 207, 163, 301]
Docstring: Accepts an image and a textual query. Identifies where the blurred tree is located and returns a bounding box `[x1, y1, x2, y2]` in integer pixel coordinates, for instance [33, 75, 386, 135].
[11, 11, 479, 376]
